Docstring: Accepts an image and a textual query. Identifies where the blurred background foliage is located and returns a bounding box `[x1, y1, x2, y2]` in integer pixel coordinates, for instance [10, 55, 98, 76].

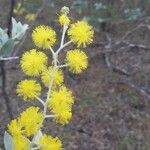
[14, 0, 150, 31]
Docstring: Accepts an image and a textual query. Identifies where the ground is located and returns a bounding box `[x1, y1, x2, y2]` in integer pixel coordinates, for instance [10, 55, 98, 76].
[0, 0, 150, 150]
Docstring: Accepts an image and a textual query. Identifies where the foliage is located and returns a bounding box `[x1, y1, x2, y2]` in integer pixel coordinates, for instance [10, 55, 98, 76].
[0, 18, 28, 58]
[70, 0, 147, 30]
[124, 8, 143, 21]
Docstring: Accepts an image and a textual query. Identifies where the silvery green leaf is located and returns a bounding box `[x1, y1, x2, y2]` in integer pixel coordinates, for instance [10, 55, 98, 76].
[94, 2, 107, 10]
[0, 28, 9, 49]
[11, 17, 28, 40]
[32, 130, 43, 145]
[0, 39, 15, 57]
[4, 131, 14, 150]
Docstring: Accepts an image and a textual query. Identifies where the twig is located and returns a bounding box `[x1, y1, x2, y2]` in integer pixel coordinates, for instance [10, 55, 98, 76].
[103, 33, 112, 67]
[0, 61, 13, 119]
[7, 0, 15, 36]
[121, 81, 150, 99]
[0, 56, 18, 61]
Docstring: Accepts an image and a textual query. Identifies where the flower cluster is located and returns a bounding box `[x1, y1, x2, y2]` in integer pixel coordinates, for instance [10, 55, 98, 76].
[7, 6, 94, 150]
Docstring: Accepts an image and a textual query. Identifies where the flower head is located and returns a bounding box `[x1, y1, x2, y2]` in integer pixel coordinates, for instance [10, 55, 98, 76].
[66, 49, 88, 74]
[18, 107, 43, 137]
[20, 49, 47, 76]
[59, 14, 70, 26]
[54, 111, 72, 125]
[48, 86, 74, 125]
[13, 135, 30, 150]
[68, 21, 94, 47]
[8, 119, 22, 137]
[16, 79, 41, 100]
[39, 134, 63, 150]
[32, 25, 56, 49]
[41, 67, 64, 87]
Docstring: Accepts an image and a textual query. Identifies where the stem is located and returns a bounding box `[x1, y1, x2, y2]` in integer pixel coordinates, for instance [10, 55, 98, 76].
[58, 64, 69, 68]
[36, 96, 45, 106]
[0, 56, 18, 61]
[56, 40, 72, 54]
[43, 53, 58, 116]
[60, 26, 68, 47]
[49, 46, 55, 55]
[45, 115, 56, 118]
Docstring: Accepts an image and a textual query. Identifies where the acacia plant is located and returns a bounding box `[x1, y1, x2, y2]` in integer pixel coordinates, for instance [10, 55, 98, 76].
[4, 6, 94, 150]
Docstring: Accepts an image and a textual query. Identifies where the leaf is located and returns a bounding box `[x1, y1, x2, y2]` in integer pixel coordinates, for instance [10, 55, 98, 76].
[11, 17, 28, 40]
[0, 28, 9, 49]
[0, 39, 15, 57]
[32, 130, 43, 145]
[4, 131, 14, 150]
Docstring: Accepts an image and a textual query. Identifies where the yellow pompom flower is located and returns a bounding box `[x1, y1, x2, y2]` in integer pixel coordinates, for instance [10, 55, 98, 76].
[59, 14, 70, 26]
[20, 49, 47, 76]
[41, 67, 64, 87]
[16, 80, 41, 100]
[32, 25, 56, 49]
[18, 107, 43, 137]
[13, 135, 30, 150]
[8, 119, 22, 137]
[68, 21, 94, 47]
[39, 134, 63, 150]
[54, 110, 72, 125]
[66, 49, 88, 74]
[48, 86, 74, 125]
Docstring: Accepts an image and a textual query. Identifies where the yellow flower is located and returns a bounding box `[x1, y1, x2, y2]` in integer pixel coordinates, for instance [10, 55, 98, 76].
[20, 49, 47, 76]
[14, 3, 26, 15]
[39, 134, 63, 150]
[68, 21, 94, 47]
[48, 86, 74, 125]
[16, 80, 41, 100]
[41, 67, 64, 87]
[32, 25, 56, 49]
[7, 119, 22, 137]
[54, 111, 72, 125]
[18, 107, 43, 137]
[13, 135, 30, 150]
[59, 14, 70, 26]
[25, 13, 36, 22]
[66, 49, 88, 74]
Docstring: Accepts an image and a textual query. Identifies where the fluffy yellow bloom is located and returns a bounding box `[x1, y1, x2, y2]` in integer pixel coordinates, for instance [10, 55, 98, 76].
[48, 86, 74, 125]
[18, 107, 43, 137]
[8, 119, 22, 137]
[54, 111, 72, 125]
[59, 14, 70, 26]
[68, 21, 94, 47]
[20, 49, 47, 76]
[66, 49, 88, 74]
[41, 67, 64, 87]
[16, 80, 41, 100]
[13, 135, 30, 150]
[39, 134, 63, 150]
[32, 25, 56, 49]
